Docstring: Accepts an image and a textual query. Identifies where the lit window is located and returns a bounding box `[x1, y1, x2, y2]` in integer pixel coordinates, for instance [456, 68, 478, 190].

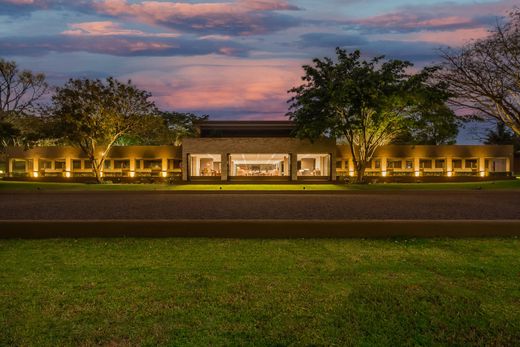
[465, 159, 478, 169]
[297, 154, 330, 177]
[190, 154, 222, 177]
[374, 159, 381, 169]
[405, 160, 413, 169]
[419, 159, 432, 169]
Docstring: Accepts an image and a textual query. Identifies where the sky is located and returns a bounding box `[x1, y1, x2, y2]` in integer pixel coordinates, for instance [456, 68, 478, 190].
[0, 0, 516, 143]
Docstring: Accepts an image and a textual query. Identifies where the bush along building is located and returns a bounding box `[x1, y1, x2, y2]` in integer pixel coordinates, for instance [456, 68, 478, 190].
[2, 121, 515, 183]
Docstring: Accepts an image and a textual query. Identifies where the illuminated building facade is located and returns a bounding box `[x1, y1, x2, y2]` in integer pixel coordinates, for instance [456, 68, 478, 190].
[2, 121, 515, 181]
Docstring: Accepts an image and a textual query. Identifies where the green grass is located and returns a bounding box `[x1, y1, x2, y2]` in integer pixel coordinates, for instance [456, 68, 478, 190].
[1, 178, 520, 191]
[1, 238, 519, 346]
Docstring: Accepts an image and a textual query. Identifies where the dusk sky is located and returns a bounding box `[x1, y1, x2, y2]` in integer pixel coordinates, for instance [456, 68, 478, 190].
[0, 0, 516, 142]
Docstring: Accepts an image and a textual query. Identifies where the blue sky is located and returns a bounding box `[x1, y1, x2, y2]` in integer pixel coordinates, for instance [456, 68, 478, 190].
[0, 0, 516, 142]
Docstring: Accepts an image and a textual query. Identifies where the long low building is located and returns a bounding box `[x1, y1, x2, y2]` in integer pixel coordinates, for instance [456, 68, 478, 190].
[2, 121, 515, 181]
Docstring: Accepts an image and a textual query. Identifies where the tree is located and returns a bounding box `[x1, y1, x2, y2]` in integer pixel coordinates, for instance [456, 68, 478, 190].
[52, 77, 158, 182]
[159, 111, 208, 145]
[484, 121, 520, 151]
[393, 97, 460, 145]
[288, 48, 447, 182]
[0, 58, 49, 175]
[440, 10, 520, 136]
[0, 58, 48, 116]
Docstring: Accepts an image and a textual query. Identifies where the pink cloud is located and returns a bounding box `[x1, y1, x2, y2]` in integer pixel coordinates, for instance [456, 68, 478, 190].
[119, 57, 304, 118]
[92, 0, 300, 35]
[62, 21, 179, 38]
[410, 28, 491, 46]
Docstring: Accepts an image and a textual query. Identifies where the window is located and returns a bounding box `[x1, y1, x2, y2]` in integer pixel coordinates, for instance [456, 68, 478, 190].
[452, 159, 462, 169]
[387, 159, 402, 169]
[405, 160, 413, 169]
[72, 160, 82, 170]
[435, 159, 445, 169]
[135, 160, 141, 170]
[230, 154, 289, 177]
[104, 160, 112, 169]
[168, 159, 182, 170]
[13, 160, 26, 172]
[336, 161, 343, 169]
[114, 160, 130, 169]
[297, 154, 330, 177]
[420, 159, 432, 169]
[374, 159, 381, 169]
[465, 159, 478, 169]
[39, 159, 52, 170]
[55, 160, 66, 170]
[190, 154, 222, 177]
[143, 160, 162, 170]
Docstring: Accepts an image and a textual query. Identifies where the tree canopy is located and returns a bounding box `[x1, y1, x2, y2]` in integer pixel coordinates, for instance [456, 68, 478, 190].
[440, 10, 520, 136]
[52, 77, 158, 182]
[288, 48, 455, 181]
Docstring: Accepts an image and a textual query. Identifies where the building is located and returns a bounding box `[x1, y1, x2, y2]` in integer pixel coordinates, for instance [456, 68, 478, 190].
[1, 121, 515, 181]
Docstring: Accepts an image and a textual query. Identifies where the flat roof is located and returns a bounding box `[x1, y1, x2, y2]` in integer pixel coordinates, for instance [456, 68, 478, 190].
[195, 120, 296, 137]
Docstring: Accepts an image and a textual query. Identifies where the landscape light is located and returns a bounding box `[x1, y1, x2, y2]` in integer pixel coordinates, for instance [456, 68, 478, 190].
[381, 171, 387, 177]
[447, 171, 453, 177]
[33, 171, 39, 178]
[129, 171, 135, 178]
[65, 171, 71, 178]
[414, 171, 420, 177]
[349, 170, 354, 177]
[480, 171, 486, 177]
[162, 171, 167, 178]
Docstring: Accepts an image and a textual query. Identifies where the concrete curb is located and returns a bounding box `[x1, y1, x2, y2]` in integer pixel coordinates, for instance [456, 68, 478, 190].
[1, 219, 519, 238]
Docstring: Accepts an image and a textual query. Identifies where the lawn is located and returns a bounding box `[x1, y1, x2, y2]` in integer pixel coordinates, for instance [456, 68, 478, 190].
[1, 179, 520, 191]
[1, 238, 519, 346]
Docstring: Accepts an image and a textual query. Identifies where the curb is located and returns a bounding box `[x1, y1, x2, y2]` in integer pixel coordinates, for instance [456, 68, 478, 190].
[1, 219, 519, 238]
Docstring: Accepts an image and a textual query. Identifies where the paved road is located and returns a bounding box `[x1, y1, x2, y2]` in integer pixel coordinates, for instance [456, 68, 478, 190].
[0, 191, 519, 220]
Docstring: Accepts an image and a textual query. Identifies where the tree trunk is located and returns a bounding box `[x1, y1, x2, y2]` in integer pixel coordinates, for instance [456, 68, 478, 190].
[91, 157, 103, 183]
[355, 164, 366, 184]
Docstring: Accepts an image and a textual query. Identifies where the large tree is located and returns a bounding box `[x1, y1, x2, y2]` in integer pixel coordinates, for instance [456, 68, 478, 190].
[288, 48, 450, 182]
[440, 10, 520, 136]
[52, 77, 158, 182]
[0, 58, 49, 175]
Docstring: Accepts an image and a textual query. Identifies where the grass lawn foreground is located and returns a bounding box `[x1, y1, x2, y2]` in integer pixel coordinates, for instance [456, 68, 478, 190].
[1, 178, 520, 191]
[1, 238, 519, 346]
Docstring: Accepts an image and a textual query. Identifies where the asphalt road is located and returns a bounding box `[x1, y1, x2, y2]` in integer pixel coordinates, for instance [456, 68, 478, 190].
[0, 190, 519, 220]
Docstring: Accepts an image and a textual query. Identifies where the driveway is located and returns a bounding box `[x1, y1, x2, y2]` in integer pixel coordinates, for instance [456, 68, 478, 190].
[0, 190, 519, 220]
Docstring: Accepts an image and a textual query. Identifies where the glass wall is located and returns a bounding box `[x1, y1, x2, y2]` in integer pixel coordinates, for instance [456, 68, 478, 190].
[189, 154, 221, 177]
[229, 154, 289, 177]
[297, 154, 330, 177]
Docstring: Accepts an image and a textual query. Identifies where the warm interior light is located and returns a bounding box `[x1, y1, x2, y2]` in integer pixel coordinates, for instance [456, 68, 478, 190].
[447, 171, 453, 177]
[161, 171, 167, 178]
[129, 171, 135, 178]
[65, 171, 71, 178]
[33, 171, 39, 178]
